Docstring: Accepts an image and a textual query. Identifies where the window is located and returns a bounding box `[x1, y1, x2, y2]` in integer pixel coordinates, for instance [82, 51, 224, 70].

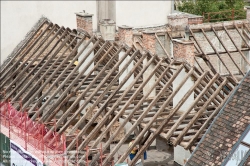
[223, 125, 250, 166]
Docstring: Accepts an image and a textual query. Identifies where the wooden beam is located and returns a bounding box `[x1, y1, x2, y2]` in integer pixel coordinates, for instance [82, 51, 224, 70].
[224, 25, 250, 66]
[43, 42, 114, 123]
[185, 87, 231, 150]
[201, 28, 238, 82]
[0, 21, 52, 79]
[113, 65, 186, 165]
[1, 25, 61, 89]
[189, 29, 217, 74]
[7, 32, 72, 101]
[173, 78, 228, 146]
[75, 54, 160, 161]
[128, 73, 218, 165]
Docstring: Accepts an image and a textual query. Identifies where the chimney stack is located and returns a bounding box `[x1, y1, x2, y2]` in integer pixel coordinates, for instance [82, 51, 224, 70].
[142, 31, 157, 54]
[167, 14, 188, 30]
[172, 39, 195, 66]
[118, 25, 133, 47]
[99, 19, 116, 41]
[75, 10, 93, 36]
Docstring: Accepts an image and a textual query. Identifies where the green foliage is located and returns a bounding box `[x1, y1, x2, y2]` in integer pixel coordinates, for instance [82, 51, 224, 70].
[177, 0, 246, 22]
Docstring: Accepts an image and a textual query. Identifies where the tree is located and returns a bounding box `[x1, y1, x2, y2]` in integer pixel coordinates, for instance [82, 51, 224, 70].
[177, 0, 247, 22]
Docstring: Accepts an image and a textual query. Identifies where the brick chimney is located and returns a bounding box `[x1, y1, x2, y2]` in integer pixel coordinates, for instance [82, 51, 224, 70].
[172, 39, 195, 66]
[75, 10, 93, 36]
[118, 25, 133, 47]
[142, 31, 157, 54]
[168, 14, 188, 30]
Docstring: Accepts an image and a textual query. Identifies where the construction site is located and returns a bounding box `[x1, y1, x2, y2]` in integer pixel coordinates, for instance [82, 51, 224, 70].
[1, 2, 250, 166]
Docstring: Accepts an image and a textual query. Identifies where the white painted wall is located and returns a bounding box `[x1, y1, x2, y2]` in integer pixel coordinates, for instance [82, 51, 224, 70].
[173, 69, 194, 113]
[1, 1, 172, 64]
[1, 1, 97, 64]
[116, 1, 171, 27]
[174, 145, 191, 165]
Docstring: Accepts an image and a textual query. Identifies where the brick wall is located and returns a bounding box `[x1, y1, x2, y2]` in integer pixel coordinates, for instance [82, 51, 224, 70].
[76, 15, 93, 36]
[173, 39, 195, 66]
[188, 17, 203, 25]
[118, 26, 133, 47]
[142, 32, 156, 54]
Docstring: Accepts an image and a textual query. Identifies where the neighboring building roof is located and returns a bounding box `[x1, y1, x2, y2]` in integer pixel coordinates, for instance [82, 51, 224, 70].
[123, 19, 250, 83]
[186, 70, 250, 166]
[0, 17, 241, 165]
[189, 20, 250, 82]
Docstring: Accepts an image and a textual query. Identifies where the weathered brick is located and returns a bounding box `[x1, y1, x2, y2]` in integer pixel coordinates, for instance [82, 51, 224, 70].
[75, 11, 93, 36]
[168, 14, 188, 30]
[142, 31, 157, 54]
[172, 39, 195, 66]
[118, 25, 133, 47]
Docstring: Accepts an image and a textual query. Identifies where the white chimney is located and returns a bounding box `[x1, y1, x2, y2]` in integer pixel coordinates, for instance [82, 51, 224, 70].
[99, 19, 116, 41]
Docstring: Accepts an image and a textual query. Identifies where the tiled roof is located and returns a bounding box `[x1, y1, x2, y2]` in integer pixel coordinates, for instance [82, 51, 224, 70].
[186, 70, 250, 166]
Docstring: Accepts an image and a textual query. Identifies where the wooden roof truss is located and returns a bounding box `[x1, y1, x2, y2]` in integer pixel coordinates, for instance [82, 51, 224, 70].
[0, 19, 237, 165]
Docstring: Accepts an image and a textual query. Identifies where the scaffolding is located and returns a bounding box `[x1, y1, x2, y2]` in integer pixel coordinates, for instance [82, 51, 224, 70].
[0, 100, 109, 166]
[0, 100, 65, 165]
